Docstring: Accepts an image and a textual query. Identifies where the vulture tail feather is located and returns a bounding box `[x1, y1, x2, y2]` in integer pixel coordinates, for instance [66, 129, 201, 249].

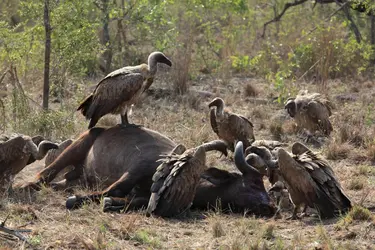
[77, 95, 93, 117]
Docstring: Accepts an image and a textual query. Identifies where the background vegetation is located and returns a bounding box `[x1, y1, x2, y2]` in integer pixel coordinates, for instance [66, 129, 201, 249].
[1, 1, 375, 249]
[0, 0, 375, 138]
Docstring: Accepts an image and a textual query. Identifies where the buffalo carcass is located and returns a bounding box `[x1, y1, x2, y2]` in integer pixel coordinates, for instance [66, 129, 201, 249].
[20, 126, 275, 217]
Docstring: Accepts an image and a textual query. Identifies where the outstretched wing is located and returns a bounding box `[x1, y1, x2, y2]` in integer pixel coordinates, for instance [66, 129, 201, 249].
[86, 73, 145, 120]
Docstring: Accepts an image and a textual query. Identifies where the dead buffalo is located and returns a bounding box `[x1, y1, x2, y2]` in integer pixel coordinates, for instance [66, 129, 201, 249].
[21, 126, 275, 217]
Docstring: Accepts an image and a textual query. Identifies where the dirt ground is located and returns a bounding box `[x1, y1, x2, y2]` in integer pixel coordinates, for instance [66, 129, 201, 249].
[1, 76, 375, 249]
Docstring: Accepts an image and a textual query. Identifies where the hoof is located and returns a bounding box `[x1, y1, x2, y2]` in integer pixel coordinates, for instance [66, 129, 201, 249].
[102, 197, 112, 212]
[66, 195, 80, 210]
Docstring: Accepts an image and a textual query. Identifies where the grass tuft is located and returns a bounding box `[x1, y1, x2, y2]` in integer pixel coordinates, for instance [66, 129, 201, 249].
[347, 178, 366, 190]
[243, 83, 259, 97]
[261, 223, 275, 240]
[132, 229, 162, 248]
[325, 142, 352, 160]
[212, 220, 226, 238]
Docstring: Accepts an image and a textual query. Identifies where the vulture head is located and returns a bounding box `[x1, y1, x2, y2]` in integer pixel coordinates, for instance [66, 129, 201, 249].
[208, 97, 225, 115]
[148, 51, 172, 67]
[284, 98, 296, 117]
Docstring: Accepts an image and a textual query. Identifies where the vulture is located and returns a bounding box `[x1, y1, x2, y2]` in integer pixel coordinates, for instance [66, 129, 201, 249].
[77, 51, 172, 129]
[272, 142, 352, 219]
[146, 140, 228, 218]
[208, 97, 255, 151]
[0, 134, 58, 191]
[245, 144, 281, 184]
[284, 90, 333, 137]
[44, 139, 77, 182]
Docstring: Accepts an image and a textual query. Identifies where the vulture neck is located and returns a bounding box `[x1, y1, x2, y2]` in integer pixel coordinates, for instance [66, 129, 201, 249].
[215, 102, 225, 117]
[147, 56, 159, 76]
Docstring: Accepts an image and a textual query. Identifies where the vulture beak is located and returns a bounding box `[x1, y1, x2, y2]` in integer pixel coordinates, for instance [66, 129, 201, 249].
[208, 98, 223, 109]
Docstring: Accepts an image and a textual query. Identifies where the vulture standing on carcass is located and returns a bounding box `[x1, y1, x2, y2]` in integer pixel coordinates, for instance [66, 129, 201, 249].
[284, 90, 333, 137]
[77, 51, 172, 129]
[0, 134, 58, 192]
[146, 140, 228, 218]
[272, 142, 352, 219]
[208, 97, 255, 151]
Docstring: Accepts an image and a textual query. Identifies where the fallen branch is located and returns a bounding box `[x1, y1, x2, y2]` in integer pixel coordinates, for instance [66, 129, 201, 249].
[0, 214, 32, 244]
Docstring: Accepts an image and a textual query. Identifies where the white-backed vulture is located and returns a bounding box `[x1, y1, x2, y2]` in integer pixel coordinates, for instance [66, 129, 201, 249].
[146, 140, 228, 218]
[0, 135, 58, 191]
[273, 142, 352, 219]
[208, 97, 255, 151]
[284, 90, 333, 136]
[44, 139, 76, 182]
[77, 51, 172, 129]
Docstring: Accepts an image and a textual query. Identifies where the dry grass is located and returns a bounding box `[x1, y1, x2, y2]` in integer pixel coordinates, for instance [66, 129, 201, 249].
[1, 77, 375, 249]
[243, 83, 259, 97]
[325, 142, 352, 160]
[269, 120, 284, 141]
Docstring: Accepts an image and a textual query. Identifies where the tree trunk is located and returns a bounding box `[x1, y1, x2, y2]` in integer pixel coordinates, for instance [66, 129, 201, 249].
[102, 0, 112, 74]
[43, 0, 51, 110]
[371, 14, 375, 66]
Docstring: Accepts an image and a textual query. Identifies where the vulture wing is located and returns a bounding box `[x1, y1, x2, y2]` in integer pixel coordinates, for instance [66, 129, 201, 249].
[209, 108, 219, 135]
[277, 149, 318, 208]
[228, 114, 255, 147]
[86, 73, 145, 121]
[0, 136, 25, 163]
[147, 152, 201, 217]
[306, 100, 333, 135]
[298, 151, 351, 217]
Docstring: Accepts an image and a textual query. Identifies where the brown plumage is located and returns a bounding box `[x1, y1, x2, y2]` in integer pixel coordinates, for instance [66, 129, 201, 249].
[0, 135, 58, 192]
[77, 51, 172, 129]
[284, 90, 333, 136]
[209, 97, 255, 151]
[146, 140, 228, 218]
[274, 142, 352, 219]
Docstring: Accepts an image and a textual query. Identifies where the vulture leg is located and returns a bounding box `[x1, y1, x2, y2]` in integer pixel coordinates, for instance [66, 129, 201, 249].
[120, 112, 130, 126]
[120, 112, 142, 128]
[286, 204, 301, 220]
[299, 205, 308, 218]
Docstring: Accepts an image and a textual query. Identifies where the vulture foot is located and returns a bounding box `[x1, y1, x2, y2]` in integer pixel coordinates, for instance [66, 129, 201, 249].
[118, 123, 143, 128]
[285, 214, 301, 220]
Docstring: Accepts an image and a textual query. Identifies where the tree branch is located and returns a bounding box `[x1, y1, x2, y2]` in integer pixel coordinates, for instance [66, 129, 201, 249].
[0, 215, 31, 244]
[261, 0, 308, 38]
[335, 0, 362, 43]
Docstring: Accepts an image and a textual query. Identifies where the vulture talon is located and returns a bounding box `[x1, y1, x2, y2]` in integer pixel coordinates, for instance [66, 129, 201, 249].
[285, 214, 299, 220]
